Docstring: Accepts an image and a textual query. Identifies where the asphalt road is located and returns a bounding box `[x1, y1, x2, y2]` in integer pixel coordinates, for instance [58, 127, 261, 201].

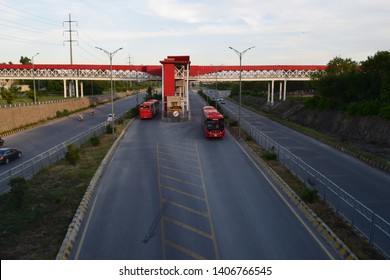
[0, 93, 144, 193]
[72, 92, 337, 260]
[219, 99, 390, 221]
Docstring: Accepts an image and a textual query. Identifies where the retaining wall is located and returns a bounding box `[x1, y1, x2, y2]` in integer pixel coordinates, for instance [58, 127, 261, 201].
[0, 92, 132, 134]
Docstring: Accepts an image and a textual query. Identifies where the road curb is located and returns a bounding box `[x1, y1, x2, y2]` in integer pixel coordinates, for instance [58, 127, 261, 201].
[55, 118, 134, 260]
[240, 140, 358, 260]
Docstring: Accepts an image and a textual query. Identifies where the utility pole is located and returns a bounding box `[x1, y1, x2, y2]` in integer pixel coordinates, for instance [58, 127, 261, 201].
[63, 14, 78, 97]
[63, 13, 78, 65]
[127, 54, 133, 90]
[126, 54, 133, 65]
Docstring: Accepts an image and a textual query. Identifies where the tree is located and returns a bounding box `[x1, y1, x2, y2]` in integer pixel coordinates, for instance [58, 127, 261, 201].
[144, 85, 153, 100]
[20, 56, 31, 64]
[311, 57, 360, 108]
[0, 85, 21, 104]
[308, 51, 390, 116]
[361, 51, 390, 103]
[325, 56, 359, 76]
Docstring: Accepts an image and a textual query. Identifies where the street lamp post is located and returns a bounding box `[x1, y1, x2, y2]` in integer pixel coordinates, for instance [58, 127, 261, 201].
[229, 46, 255, 139]
[95, 46, 123, 139]
[31, 52, 39, 104]
[212, 64, 224, 108]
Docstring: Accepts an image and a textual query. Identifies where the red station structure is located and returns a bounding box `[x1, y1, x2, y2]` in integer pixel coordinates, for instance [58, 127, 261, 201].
[160, 56, 191, 122]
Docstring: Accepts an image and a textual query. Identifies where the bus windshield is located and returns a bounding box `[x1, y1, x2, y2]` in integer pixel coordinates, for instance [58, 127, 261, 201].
[206, 119, 224, 131]
[139, 105, 150, 110]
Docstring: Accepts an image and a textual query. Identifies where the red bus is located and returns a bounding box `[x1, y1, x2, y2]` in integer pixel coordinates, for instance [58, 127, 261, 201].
[139, 99, 159, 119]
[201, 106, 225, 138]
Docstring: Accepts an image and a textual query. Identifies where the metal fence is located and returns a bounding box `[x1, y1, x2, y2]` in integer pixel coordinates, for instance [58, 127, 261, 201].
[0, 122, 108, 193]
[223, 105, 390, 258]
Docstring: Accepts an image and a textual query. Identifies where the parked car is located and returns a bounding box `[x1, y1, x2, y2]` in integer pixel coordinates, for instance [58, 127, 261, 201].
[107, 113, 116, 122]
[0, 148, 22, 164]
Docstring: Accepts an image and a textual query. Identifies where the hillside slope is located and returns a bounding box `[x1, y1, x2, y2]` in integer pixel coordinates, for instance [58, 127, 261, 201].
[236, 95, 390, 160]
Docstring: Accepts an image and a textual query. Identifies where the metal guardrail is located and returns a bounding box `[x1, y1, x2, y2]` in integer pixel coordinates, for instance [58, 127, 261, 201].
[223, 105, 390, 258]
[0, 121, 109, 192]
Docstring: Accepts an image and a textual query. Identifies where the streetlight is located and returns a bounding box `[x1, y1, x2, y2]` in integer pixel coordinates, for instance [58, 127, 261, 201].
[31, 52, 39, 104]
[211, 64, 224, 108]
[95, 46, 123, 139]
[229, 46, 255, 139]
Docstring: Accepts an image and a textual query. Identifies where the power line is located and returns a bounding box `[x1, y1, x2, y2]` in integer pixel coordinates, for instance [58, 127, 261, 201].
[0, 34, 61, 46]
[0, 3, 59, 26]
[0, 18, 59, 36]
[75, 44, 102, 63]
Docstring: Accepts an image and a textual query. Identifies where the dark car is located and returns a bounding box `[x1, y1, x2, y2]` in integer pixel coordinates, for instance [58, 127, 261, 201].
[0, 148, 22, 164]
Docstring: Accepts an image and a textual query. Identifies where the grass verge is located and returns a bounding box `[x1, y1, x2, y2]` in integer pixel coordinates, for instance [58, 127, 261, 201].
[0, 121, 129, 259]
[228, 124, 386, 259]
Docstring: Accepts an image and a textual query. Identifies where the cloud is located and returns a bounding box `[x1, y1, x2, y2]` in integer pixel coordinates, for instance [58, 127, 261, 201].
[1, 0, 389, 65]
[146, 0, 212, 24]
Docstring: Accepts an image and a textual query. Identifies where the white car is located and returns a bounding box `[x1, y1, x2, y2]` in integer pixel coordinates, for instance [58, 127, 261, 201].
[107, 113, 116, 122]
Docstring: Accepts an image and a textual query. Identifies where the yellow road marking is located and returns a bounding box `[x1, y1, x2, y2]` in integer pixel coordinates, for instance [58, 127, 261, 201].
[162, 198, 209, 218]
[164, 239, 207, 260]
[159, 173, 203, 188]
[163, 216, 213, 239]
[157, 142, 167, 259]
[159, 165, 202, 177]
[195, 142, 220, 260]
[161, 185, 206, 201]
[158, 142, 197, 152]
[159, 157, 201, 170]
[158, 146, 198, 157]
[158, 151, 199, 163]
[157, 141, 220, 260]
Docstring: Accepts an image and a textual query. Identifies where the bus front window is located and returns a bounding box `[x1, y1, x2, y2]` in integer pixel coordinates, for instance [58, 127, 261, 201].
[206, 120, 224, 131]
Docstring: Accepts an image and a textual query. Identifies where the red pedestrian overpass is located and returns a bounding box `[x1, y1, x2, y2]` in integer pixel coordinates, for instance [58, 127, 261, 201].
[0, 63, 325, 81]
[0, 56, 326, 121]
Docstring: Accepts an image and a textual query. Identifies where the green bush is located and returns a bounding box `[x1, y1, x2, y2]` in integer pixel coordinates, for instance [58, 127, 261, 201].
[65, 144, 80, 165]
[90, 134, 100, 146]
[56, 109, 70, 118]
[263, 150, 277, 161]
[345, 102, 360, 115]
[8, 177, 28, 209]
[379, 104, 390, 119]
[106, 124, 113, 134]
[301, 188, 319, 203]
[304, 96, 317, 109]
[360, 101, 380, 115]
[228, 120, 238, 127]
[127, 107, 139, 118]
[346, 101, 380, 116]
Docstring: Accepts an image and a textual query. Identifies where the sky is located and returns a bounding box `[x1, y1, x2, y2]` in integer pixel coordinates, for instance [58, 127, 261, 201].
[0, 0, 389, 66]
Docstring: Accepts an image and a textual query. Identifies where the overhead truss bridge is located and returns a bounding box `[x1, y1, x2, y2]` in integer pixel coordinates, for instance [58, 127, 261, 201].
[0, 64, 326, 81]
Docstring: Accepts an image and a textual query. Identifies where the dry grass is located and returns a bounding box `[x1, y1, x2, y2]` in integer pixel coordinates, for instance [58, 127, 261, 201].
[0, 126, 120, 259]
